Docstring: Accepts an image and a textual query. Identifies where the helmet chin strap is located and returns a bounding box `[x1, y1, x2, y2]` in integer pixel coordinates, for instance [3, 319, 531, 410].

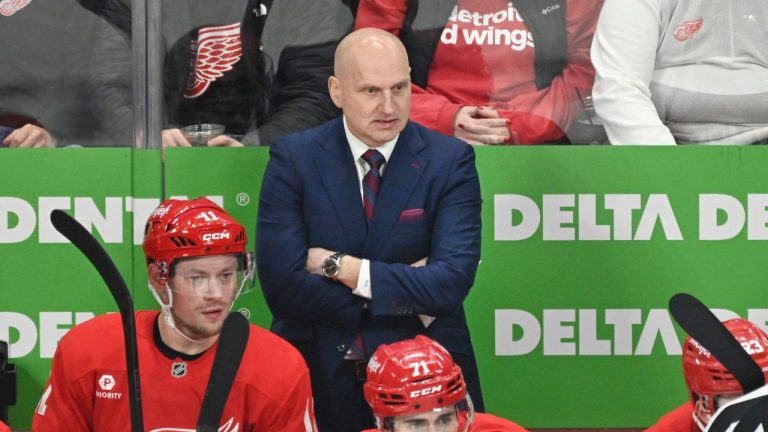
[148, 281, 204, 345]
[148, 274, 250, 346]
[692, 408, 707, 432]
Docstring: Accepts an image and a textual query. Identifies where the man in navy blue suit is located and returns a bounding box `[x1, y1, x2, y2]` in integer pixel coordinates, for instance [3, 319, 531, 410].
[257, 28, 483, 432]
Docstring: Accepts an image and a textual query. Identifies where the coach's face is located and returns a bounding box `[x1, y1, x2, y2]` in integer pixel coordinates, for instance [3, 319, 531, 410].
[329, 29, 411, 148]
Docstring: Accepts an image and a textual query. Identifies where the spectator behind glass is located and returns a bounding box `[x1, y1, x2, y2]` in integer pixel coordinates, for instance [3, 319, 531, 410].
[355, 0, 604, 145]
[592, 0, 768, 145]
[0, 0, 112, 147]
[82, 0, 354, 148]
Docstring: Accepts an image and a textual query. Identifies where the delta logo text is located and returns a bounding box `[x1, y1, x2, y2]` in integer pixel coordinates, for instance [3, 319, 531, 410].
[495, 308, 768, 356]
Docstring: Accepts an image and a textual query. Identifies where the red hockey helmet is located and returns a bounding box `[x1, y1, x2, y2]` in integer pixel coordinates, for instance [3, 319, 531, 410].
[364, 336, 473, 431]
[683, 318, 768, 430]
[142, 198, 248, 281]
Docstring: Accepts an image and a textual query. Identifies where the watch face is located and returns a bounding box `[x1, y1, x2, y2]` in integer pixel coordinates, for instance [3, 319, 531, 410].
[322, 257, 340, 278]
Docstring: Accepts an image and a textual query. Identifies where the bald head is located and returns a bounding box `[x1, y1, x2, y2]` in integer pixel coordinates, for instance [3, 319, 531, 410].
[334, 28, 409, 79]
[328, 28, 411, 147]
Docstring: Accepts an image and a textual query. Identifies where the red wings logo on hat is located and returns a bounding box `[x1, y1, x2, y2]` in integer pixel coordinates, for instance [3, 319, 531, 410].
[0, 0, 32, 16]
[674, 18, 704, 42]
[184, 22, 242, 99]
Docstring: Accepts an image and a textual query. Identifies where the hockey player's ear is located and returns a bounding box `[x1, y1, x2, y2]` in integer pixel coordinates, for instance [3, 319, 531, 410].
[147, 263, 167, 292]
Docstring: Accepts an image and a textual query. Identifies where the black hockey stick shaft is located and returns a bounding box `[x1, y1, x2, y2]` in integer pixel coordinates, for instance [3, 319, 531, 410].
[197, 312, 250, 432]
[669, 293, 765, 393]
[50, 210, 144, 432]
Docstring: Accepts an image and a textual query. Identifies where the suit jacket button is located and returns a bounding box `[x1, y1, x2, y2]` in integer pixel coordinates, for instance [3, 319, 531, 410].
[337, 344, 347, 352]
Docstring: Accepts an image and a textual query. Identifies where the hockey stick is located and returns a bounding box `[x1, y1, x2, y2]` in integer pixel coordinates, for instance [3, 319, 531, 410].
[669, 293, 764, 392]
[50, 210, 143, 432]
[197, 311, 250, 432]
[669, 293, 767, 432]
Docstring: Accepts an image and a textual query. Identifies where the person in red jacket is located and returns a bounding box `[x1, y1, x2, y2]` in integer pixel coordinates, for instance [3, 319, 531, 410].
[362, 335, 527, 432]
[355, 0, 604, 145]
[646, 318, 768, 432]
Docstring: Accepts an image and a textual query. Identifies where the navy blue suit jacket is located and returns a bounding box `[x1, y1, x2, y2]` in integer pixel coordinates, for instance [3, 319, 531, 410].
[257, 117, 483, 409]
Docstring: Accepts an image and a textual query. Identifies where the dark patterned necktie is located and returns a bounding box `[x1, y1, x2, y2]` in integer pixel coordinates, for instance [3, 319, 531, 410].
[361, 149, 385, 221]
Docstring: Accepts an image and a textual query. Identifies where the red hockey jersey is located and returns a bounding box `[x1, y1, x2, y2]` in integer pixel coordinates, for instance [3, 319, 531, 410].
[32, 311, 317, 431]
[645, 402, 698, 432]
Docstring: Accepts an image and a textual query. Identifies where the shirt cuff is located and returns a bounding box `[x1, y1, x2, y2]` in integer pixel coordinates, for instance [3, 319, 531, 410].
[352, 259, 372, 299]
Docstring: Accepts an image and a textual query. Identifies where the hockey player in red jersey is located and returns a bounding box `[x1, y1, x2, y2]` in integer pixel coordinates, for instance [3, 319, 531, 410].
[32, 197, 318, 431]
[646, 318, 768, 432]
[362, 335, 528, 432]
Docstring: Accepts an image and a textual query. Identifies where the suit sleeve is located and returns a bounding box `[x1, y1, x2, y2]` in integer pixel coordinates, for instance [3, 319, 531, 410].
[32, 339, 93, 431]
[369, 142, 482, 317]
[257, 139, 361, 322]
[591, 0, 676, 145]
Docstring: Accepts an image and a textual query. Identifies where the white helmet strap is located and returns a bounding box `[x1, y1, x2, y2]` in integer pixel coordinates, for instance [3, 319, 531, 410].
[148, 281, 202, 345]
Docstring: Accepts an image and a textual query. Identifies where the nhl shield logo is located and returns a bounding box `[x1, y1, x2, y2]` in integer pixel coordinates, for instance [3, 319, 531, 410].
[171, 361, 188, 378]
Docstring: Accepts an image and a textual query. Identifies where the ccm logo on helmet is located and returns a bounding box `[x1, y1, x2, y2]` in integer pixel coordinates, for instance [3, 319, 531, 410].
[410, 385, 442, 398]
[202, 231, 230, 242]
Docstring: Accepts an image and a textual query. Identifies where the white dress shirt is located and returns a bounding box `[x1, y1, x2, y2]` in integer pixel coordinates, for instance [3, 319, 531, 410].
[342, 116, 397, 299]
[342, 117, 435, 328]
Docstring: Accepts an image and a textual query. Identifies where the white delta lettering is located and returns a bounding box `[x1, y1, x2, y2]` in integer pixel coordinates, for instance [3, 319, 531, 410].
[410, 385, 443, 398]
[495, 308, 768, 356]
[0, 312, 95, 358]
[699, 194, 768, 240]
[494, 194, 683, 241]
[0, 195, 223, 245]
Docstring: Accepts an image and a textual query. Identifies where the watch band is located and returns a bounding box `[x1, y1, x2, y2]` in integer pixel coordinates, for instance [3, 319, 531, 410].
[323, 252, 346, 279]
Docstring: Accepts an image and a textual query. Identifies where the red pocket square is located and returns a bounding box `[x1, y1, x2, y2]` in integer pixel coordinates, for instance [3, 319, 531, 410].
[398, 208, 426, 223]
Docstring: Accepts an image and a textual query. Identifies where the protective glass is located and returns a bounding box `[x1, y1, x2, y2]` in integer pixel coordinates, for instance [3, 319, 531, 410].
[169, 252, 255, 298]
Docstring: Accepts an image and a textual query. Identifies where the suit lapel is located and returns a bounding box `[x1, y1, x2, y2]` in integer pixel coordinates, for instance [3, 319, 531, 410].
[314, 119, 368, 254]
[363, 123, 429, 257]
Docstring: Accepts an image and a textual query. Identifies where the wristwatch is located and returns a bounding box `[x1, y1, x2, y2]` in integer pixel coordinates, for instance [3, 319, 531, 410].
[321, 252, 346, 279]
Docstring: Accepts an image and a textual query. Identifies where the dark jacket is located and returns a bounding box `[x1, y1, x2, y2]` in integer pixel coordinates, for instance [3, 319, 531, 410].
[400, 0, 566, 90]
[83, 0, 355, 146]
